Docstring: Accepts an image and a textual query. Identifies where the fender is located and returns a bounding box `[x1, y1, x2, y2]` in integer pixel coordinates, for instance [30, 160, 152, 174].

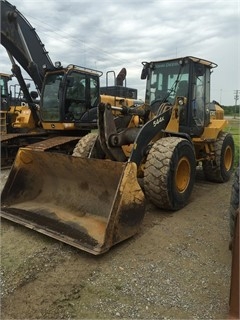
[129, 107, 172, 165]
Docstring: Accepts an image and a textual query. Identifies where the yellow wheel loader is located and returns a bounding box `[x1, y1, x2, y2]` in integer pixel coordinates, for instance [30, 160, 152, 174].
[1, 56, 235, 255]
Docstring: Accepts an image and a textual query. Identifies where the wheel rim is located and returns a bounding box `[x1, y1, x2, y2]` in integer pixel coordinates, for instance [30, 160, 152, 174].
[175, 156, 191, 193]
[224, 146, 233, 171]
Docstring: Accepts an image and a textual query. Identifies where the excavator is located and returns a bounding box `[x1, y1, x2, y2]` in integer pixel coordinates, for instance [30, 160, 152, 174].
[1, 55, 235, 255]
[0, 72, 39, 122]
[0, 71, 47, 167]
[0, 0, 141, 167]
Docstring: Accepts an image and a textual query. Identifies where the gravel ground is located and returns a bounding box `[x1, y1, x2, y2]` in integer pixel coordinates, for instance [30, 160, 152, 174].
[0, 168, 233, 319]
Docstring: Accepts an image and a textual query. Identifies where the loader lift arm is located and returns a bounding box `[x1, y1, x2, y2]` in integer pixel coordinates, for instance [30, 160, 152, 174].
[98, 103, 173, 164]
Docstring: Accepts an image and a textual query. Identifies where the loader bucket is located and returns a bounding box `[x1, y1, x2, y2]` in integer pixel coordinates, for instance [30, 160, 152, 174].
[1, 148, 145, 255]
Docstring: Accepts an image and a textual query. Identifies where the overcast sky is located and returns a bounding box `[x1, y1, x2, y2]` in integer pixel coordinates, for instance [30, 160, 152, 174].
[0, 0, 239, 105]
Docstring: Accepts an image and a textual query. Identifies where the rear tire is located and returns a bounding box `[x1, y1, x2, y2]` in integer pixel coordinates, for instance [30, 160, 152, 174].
[203, 132, 234, 182]
[144, 137, 196, 210]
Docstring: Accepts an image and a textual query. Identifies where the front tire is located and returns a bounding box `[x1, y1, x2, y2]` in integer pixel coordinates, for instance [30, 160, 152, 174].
[203, 132, 234, 182]
[144, 137, 196, 210]
[72, 133, 103, 158]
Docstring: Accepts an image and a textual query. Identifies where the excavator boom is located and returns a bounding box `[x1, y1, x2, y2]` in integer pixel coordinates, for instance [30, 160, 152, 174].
[1, 0, 54, 91]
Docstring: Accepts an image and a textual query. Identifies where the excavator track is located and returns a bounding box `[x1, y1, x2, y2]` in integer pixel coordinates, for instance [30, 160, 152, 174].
[1, 134, 81, 168]
[24, 135, 81, 151]
[1, 132, 48, 169]
[1, 132, 46, 143]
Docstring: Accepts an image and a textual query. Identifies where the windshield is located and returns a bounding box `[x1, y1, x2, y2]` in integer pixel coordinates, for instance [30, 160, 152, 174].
[40, 72, 64, 121]
[145, 60, 189, 105]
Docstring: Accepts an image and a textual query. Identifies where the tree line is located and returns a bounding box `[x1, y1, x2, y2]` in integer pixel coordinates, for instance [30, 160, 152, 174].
[221, 104, 240, 116]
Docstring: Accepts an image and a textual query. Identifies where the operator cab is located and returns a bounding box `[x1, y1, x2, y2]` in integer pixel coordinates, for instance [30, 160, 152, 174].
[141, 56, 217, 137]
[0, 73, 11, 111]
[40, 65, 102, 130]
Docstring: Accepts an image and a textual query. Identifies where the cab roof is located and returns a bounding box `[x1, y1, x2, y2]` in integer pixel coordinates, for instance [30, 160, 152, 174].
[147, 56, 218, 69]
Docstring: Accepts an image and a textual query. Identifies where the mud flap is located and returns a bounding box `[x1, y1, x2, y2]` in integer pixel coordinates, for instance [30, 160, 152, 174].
[1, 148, 146, 255]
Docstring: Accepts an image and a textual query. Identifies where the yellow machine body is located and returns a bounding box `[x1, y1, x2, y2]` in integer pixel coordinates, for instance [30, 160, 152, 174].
[8, 104, 36, 129]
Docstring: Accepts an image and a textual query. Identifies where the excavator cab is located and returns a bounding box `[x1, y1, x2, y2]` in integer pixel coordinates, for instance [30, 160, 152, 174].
[0, 73, 11, 136]
[0, 73, 11, 111]
[40, 65, 103, 131]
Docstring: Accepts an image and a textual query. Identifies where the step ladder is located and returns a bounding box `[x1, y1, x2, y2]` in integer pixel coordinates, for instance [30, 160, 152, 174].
[0, 111, 8, 134]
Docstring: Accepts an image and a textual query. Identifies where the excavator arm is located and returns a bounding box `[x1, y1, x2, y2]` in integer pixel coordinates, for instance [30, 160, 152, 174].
[0, 0, 55, 92]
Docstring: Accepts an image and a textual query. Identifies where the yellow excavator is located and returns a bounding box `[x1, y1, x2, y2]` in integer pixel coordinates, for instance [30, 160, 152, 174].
[1, 56, 235, 255]
[1, 0, 142, 167]
[0, 72, 47, 167]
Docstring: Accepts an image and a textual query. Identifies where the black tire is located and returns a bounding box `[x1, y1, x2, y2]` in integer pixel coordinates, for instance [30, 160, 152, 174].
[144, 137, 196, 210]
[229, 165, 239, 239]
[72, 133, 98, 158]
[203, 132, 235, 182]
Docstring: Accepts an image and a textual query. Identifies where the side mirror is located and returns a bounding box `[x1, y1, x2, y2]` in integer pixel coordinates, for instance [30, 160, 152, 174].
[141, 62, 149, 79]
